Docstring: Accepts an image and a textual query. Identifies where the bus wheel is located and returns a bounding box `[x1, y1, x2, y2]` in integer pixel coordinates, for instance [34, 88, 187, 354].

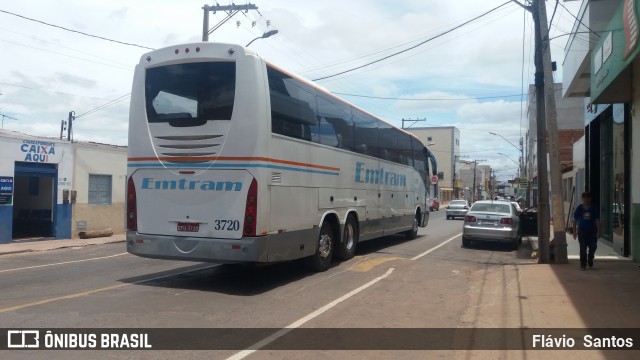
[306, 222, 334, 272]
[404, 213, 419, 240]
[336, 215, 358, 260]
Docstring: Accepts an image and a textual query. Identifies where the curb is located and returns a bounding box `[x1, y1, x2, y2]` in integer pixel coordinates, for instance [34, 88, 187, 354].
[0, 249, 34, 256]
[0, 238, 126, 257]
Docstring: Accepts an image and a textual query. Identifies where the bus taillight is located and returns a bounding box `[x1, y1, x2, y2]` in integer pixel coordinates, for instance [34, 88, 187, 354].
[243, 179, 258, 237]
[127, 177, 137, 231]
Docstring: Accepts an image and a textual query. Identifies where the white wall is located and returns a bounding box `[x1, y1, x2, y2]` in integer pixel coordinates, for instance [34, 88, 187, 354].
[72, 142, 127, 235]
[73, 143, 127, 204]
[0, 132, 74, 205]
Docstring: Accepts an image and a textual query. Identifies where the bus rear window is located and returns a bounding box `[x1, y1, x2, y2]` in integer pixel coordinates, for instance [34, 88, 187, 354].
[145, 62, 236, 125]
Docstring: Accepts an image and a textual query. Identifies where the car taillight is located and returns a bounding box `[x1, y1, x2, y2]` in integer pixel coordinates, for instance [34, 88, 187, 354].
[126, 177, 137, 231]
[500, 218, 514, 225]
[243, 179, 258, 237]
[465, 215, 476, 223]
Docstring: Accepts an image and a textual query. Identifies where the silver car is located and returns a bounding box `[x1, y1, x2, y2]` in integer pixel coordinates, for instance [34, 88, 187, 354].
[446, 199, 469, 220]
[462, 200, 521, 249]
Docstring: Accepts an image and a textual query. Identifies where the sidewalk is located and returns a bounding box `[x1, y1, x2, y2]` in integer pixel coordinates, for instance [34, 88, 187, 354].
[0, 234, 126, 256]
[526, 226, 630, 262]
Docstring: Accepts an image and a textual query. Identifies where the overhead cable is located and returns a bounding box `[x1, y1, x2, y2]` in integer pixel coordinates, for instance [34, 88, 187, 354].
[312, 1, 513, 81]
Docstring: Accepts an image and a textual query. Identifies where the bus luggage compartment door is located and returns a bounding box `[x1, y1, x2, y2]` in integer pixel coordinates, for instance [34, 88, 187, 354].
[131, 169, 254, 240]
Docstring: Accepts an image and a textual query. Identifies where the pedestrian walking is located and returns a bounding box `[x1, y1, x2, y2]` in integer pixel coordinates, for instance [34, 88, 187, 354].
[572, 192, 601, 271]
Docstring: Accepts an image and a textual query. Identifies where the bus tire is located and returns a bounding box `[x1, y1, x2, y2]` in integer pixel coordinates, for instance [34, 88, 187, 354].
[306, 221, 334, 272]
[336, 215, 358, 261]
[404, 213, 419, 240]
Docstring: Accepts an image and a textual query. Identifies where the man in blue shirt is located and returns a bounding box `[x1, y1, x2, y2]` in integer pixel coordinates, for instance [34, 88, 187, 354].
[572, 192, 601, 271]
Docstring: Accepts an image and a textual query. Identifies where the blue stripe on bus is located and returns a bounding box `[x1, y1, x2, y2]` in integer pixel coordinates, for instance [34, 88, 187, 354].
[127, 163, 340, 176]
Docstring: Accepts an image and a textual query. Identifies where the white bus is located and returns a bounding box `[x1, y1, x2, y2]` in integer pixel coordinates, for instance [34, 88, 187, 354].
[126, 42, 431, 271]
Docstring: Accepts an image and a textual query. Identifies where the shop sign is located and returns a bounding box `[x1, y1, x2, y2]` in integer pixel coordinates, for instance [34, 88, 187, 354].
[624, 0, 639, 60]
[20, 140, 56, 163]
[591, 0, 640, 102]
[0, 176, 13, 205]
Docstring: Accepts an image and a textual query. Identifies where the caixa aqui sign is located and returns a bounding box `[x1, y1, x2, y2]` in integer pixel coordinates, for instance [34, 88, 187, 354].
[20, 140, 56, 163]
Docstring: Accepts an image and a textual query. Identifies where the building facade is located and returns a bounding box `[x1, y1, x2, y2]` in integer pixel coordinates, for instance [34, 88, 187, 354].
[0, 130, 127, 243]
[408, 126, 460, 202]
[562, 0, 637, 260]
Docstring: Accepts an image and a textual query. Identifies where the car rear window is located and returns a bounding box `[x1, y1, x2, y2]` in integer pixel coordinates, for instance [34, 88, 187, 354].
[450, 200, 467, 205]
[470, 203, 511, 214]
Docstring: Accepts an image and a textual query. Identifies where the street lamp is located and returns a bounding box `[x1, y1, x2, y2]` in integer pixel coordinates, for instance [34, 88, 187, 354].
[246, 29, 279, 47]
[497, 152, 520, 167]
[489, 131, 523, 177]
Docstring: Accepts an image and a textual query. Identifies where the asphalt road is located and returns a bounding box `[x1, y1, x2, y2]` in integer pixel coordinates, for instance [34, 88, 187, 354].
[0, 210, 535, 360]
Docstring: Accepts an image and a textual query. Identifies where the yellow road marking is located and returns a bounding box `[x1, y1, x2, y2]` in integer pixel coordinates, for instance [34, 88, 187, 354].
[0, 265, 217, 314]
[0, 284, 128, 314]
[350, 256, 405, 272]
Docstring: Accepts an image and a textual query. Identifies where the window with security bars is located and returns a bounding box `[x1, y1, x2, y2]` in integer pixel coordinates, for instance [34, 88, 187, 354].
[88, 174, 112, 206]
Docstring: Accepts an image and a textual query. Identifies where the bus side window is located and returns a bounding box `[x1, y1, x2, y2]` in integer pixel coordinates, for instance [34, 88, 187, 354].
[315, 117, 339, 147]
[399, 133, 414, 167]
[412, 139, 428, 185]
[268, 67, 317, 142]
[378, 125, 402, 163]
[353, 111, 378, 158]
[317, 95, 354, 150]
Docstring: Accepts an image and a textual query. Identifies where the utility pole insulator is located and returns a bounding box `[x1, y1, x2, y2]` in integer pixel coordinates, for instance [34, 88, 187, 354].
[401, 118, 427, 129]
[202, 3, 259, 41]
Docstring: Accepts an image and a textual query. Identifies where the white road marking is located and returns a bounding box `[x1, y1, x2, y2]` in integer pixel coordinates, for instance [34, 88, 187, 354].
[0, 252, 129, 274]
[225, 267, 395, 360]
[410, 233, 462, 261]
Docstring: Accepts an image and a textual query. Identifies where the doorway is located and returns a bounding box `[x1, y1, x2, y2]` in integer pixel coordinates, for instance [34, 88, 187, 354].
[12, 162, 57, 239]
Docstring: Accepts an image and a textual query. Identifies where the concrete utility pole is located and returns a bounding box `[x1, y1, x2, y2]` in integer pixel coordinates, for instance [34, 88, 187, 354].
[452, 155, 469, 199]
[59, 119, 67, 140]
[537, 0, 568, 264]
[511, 0, 553, 263]
[67, 111, 75, 142]
[202, 3, 259, 41]
[471, 159, 486, 202]
[532, 0, 551, 264]
[0, 113, 18, 129]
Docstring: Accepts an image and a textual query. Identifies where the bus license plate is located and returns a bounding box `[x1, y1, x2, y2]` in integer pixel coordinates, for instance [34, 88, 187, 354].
[177, 223, 199, 232]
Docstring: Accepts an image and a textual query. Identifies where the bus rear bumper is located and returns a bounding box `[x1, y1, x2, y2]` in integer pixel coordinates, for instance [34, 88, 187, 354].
[126, 231, 270, 263]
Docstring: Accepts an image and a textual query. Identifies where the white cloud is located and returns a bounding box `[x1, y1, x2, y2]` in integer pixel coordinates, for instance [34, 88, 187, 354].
[0, 0, 581, 157]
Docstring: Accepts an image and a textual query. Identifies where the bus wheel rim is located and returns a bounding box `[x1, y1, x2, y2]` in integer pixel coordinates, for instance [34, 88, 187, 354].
[345, 223, 354, 250]
[319, 234, 332, 258]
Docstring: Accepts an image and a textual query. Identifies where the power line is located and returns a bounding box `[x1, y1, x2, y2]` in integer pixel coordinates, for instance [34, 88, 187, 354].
[74, 93, 131, 119]
[0, 38, 133, 71]
[311, 1, 513, 81]
[0, 9, 155, 50]
[0, 26, 133, 68]
[555, 1, 600, 38]
[0, 81, 112, 100]
[333, 92, 524, 101]
[299, 4, 516, 76]
[310, 5, 521, 82]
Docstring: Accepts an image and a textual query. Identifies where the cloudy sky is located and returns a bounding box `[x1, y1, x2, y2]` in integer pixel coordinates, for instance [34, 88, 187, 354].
[0, 0, 581, 180]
